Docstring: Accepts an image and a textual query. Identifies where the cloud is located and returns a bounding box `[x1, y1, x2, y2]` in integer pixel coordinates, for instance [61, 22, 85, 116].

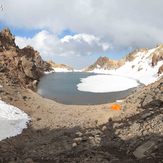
[15, 30, 111, 58]
[1, 0, 163, 49]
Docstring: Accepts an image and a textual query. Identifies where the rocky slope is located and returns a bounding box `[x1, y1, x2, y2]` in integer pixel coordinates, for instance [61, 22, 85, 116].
[48, 60, 73, 71]
[85, 56, 123, 71]
[85, 49, 146, 71]
[0, 28, 52, 89]
[0, 78, 162, 163]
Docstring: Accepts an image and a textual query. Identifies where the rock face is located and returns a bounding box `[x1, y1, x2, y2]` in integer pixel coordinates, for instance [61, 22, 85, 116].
[85, 56, 124, 71]
[85, 49, 147, 71]
[158, 65, 163, 75]
[152, 45, 163, 66]
[0, 28, 52, 89]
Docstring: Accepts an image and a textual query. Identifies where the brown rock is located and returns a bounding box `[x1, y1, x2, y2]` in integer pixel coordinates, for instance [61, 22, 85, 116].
[158, 65, 163, 75]
[0, 28, 52, 89]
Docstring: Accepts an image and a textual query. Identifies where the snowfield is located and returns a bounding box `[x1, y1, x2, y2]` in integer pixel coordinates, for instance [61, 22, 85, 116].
[53, 68, 73, 72]
[77, 75, 139, 93]
[78, 47, 163, 93]
[0, 100, 30, 141]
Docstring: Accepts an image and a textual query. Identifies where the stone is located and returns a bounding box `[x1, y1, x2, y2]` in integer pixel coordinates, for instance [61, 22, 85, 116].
[73, 137, 82, 144]
[102, 125, 107, 131]
[72, 142, 77, 148]
[24, 158, 34, 163]
[142, 95, 153, 107]
[75, 131, 83, 137]
[133, 140, 157, 159]
[130, 122, 140, 131]
[141, 112, 152, 120]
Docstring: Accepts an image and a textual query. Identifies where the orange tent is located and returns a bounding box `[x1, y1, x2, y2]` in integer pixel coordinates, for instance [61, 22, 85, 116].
[111, 104, 121, 111]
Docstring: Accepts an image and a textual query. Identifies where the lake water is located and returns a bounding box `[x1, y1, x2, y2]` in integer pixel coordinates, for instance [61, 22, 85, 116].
[37, 72, 136, 105]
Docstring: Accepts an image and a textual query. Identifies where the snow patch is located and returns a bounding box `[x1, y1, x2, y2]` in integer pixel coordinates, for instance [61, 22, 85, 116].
[0, 100, 30, 141]
[44, 70, 55, 74]
[54, 68, 73, 72]
[77, 75, 139, 93]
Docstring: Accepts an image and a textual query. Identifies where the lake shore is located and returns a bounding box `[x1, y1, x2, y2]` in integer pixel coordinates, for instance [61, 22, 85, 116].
[0, 76, 124, 161]
[0, 75, 162, 162]
[0, 27, 162, 162]
[10, 87, 121, 130]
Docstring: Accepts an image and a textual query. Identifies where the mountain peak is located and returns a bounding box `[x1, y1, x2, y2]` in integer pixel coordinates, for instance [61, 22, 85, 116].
[85, 56, 122, 71]
[0, 28, 16, 50]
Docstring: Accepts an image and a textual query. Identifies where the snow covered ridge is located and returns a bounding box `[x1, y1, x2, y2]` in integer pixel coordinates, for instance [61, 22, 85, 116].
[0, 100, 30, 141]
[87, 47, 163, 85]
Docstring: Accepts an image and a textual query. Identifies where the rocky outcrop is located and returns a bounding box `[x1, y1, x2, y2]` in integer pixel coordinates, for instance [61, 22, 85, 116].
[0, 28, 52, 89]
[84, 48, 148, 71]
[158, 65, 163, 75]
[85, 56, 124, 71]
[0, 28, 16, 51]
[152, 45, 163, 66]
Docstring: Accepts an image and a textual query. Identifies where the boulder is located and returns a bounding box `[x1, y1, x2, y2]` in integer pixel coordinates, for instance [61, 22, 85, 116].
[133, 140, 157, 159]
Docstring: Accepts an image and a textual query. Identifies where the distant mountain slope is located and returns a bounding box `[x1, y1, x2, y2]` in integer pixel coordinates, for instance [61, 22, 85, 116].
[85, 45, 163, 85]
[85, 57, 123, 71]
[48, 60, 74, 72]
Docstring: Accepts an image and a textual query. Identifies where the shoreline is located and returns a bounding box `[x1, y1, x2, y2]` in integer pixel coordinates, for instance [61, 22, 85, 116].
[1, 77, 122, 130]
[0, 28, 162, 162]
[0, 75, 162, 162]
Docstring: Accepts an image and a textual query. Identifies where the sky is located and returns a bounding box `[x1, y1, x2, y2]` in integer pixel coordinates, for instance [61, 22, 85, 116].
[0, 0, 163, 69]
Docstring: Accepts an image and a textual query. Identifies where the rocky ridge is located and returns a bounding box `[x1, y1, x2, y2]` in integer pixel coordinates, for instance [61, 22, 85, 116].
[85, 46, 163, 75]
[85, 56, 122, 71]
[0, 28, 52, 89]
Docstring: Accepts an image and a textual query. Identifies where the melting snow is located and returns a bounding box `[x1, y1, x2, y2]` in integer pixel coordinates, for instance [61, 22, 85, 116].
[77, 75, 139, 93]
[53, 68, 73, 72]
[0, 100, 30, 141]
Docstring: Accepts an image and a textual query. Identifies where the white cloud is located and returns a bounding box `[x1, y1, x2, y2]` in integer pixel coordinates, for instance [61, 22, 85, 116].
[15, 30, 110, 58]
[1, 0, 163, 49]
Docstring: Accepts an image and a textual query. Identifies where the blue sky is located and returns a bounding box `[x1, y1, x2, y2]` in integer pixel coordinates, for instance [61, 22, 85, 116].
[0, 23, 40, 37]
[0, 23, 132, 66]
[0, 0, 162, 68]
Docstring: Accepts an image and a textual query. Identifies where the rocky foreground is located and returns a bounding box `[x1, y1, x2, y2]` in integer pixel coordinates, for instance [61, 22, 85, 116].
[0, 76, 162, 163]
[0, 28, 163, 163]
